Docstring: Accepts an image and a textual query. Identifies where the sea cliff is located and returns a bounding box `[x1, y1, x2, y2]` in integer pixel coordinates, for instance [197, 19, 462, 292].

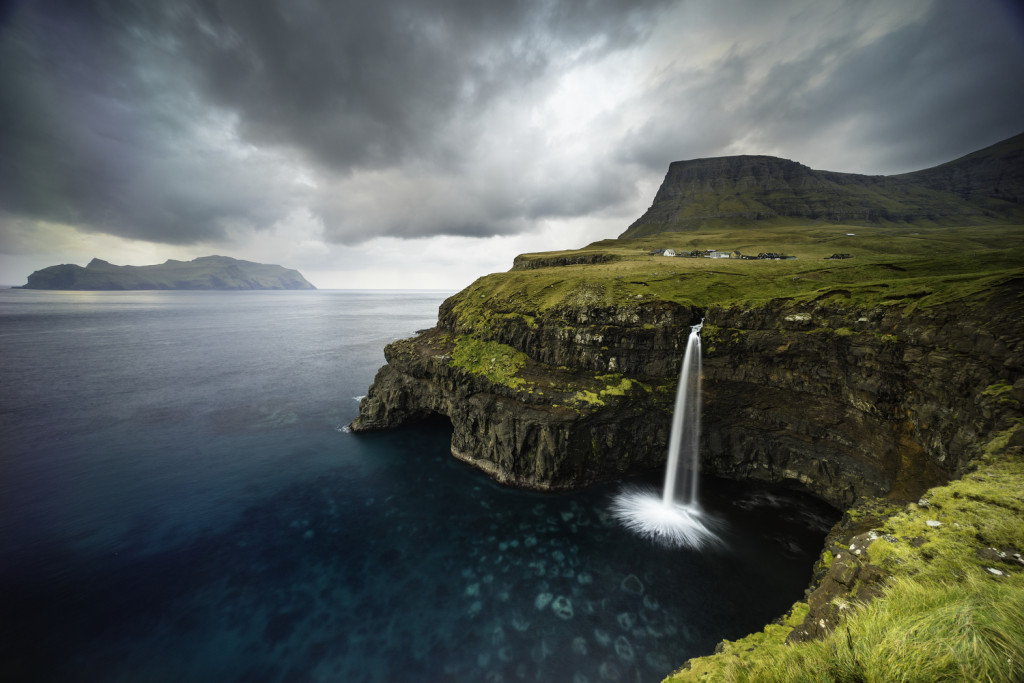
[351, 246, 1024, 678]
[353, 269, 1022, 507]
[352, 136, 1024, 678]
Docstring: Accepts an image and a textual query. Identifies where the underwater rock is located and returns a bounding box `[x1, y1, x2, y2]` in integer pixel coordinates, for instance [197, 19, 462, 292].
[599, 661, 621, 681]
[620, 574, 644, 595]
[551, 595, 574, 620]
[530, 638, 554, 663]
[614, 635, 635, 662]
[617, 612, 635, 631]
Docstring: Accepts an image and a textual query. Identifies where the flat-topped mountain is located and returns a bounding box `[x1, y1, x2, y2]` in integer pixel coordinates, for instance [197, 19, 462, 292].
[621, 132, 1024, 237]
[20, 255, 316, 290]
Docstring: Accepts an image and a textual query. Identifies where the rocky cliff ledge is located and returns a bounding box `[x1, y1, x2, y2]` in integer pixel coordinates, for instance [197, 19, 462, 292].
[352, 225, 1024, 677]
[352, 262, 1023, 509]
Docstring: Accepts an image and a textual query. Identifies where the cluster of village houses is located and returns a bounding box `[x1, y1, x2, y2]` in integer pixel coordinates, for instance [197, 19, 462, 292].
[649, 248, 855, 260]
[648, 248, 797, 260]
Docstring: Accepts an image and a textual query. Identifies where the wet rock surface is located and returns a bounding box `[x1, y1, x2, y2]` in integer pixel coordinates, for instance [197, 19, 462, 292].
[353, 281, 1024, 509]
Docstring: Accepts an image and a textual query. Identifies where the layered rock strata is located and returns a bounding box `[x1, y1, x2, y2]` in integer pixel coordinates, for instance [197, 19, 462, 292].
[621, 132, 1024, 237]
[352, 279, 1024, 508]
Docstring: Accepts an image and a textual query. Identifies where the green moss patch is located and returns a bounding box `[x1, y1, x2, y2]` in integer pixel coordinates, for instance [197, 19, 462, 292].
[668, 427, 1024, 683]
[451, 336, 528, 388]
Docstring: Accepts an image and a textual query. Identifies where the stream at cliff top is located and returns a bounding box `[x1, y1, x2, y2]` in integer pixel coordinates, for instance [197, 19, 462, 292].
[0, 290, 839, 682]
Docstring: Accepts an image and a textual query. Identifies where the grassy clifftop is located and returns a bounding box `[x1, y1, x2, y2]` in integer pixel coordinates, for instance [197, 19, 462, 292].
[449, 223, 1023, 328]
[442, 219, 1024, 682]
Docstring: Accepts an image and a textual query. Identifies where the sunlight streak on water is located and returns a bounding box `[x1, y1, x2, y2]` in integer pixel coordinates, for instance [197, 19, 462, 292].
[611, 486, 723, 550]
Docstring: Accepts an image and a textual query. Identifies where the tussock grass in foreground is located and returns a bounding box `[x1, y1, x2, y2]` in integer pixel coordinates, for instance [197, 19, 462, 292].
[670, 434, 1024, 683]
[676, 573, 1024, 683]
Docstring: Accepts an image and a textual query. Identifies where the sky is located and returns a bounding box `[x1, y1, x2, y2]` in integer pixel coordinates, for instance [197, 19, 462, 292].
[1, 0, 1023, 289]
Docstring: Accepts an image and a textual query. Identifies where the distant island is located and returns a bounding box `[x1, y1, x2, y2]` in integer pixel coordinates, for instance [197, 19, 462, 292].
[19, 255, 316, 290]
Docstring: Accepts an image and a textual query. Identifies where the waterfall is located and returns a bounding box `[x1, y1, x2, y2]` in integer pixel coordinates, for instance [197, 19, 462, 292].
[610, 319, 719, 549]
[662, 321, 703, 507]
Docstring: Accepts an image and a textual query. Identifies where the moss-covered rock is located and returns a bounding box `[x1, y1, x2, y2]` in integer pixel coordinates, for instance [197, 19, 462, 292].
[351, 222, 1024, 677]
[668, 425, 1024, 682]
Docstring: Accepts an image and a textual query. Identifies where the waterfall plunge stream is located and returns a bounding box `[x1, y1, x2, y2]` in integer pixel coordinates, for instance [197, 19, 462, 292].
[611, 321, 721, 549]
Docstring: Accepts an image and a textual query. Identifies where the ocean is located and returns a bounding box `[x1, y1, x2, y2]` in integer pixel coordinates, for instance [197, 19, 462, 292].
[0, 289, 837, 682]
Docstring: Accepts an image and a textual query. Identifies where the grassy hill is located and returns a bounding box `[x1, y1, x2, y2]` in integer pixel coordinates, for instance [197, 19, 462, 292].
[460, 219, 1024, 683]
[485, 222, 1024, 317]
[20, 255, 316, 290]
[621, 133, 1024, 238]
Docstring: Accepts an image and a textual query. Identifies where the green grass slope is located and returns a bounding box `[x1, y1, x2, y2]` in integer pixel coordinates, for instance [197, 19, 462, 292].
[455, 223, 1024, 322]
[668, 425, 1024, 683]
[452, 218, 1024, 682]
[620, 132, 1024, 238]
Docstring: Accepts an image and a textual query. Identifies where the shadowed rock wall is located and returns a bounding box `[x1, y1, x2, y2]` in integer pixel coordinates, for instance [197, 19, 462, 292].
[352, 280, 1024, 508]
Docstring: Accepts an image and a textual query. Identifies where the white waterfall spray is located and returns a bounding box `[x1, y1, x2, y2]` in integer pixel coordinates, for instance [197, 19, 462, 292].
[610, 319, 720, 549]
[662, 320, 703, 507]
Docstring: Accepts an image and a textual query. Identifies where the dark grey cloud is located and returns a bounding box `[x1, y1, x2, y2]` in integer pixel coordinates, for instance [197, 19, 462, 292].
[0, 0, 312, 243]
[172, 0, 672, 172]
[620, 0, 1024, 175]
[1, 0, 1022, 252]
[0, 0, 671, 246]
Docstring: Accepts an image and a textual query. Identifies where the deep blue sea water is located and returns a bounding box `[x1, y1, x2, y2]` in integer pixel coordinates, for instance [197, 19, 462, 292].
[0, 290, 838, 682]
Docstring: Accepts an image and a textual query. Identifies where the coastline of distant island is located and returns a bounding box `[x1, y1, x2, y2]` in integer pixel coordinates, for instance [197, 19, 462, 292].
[17, 255, 316, 291]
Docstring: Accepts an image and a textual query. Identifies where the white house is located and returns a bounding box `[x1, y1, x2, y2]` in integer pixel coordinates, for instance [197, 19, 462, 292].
[663, 248, 677, 257]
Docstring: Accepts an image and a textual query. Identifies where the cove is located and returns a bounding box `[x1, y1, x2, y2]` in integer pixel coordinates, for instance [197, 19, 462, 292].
[0, 291, 838, 682]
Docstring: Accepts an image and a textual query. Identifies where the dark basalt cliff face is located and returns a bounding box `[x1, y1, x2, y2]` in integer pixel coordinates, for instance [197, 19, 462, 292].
[621, 132, 1024, 238]
[352, 135, 1024, 676]
[352, 281, 1024, 508]
[20, 255, 316, 290]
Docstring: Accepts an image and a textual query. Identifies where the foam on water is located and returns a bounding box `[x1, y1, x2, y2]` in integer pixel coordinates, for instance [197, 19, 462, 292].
[611, 485, 722, 549]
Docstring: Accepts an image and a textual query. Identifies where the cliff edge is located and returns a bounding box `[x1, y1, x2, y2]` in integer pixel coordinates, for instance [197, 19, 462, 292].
[352, 135, 1024, 679]
[352, 232, 1024, 679]
[621, 132, 1024, 237]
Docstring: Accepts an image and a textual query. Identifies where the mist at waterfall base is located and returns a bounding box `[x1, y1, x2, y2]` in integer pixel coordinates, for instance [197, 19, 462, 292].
[0, 291, 838, 682]
[612, 321, 722, 550]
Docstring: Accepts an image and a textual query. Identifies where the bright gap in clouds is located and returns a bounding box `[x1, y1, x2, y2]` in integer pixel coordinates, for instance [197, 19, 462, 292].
[305, 216, 626, 290]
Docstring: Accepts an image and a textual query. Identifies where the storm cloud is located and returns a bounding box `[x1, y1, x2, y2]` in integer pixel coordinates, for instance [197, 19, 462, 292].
[1, 0, 1022, 251]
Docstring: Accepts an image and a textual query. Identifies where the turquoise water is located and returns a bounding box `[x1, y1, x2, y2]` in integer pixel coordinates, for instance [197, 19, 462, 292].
[0, 290, 837, 682]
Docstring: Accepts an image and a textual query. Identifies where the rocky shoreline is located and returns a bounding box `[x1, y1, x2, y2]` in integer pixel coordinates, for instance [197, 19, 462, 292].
[350, 262, 1023, 675]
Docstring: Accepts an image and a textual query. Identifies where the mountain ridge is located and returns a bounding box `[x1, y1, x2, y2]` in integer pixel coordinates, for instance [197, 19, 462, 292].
[19, 255, 316, 290]
[621, 132, 1024, 238]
